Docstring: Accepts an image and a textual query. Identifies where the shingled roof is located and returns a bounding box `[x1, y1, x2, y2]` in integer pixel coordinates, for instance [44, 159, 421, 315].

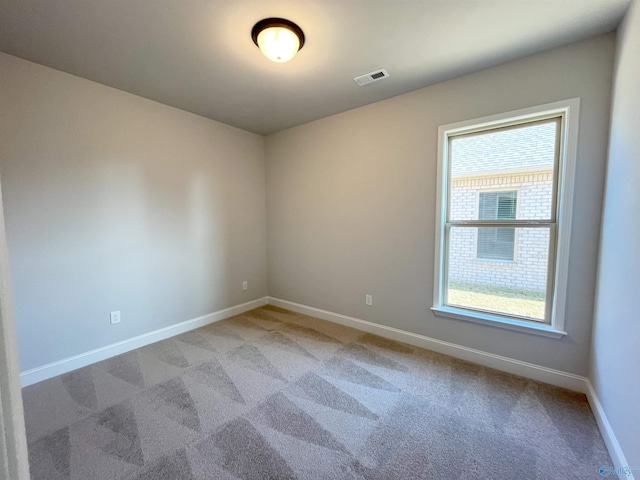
[451, 120, 556, 177]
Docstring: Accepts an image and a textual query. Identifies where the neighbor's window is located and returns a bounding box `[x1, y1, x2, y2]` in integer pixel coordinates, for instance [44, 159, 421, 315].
[433, 99, 580, 338]
[477, 191, 517, 261]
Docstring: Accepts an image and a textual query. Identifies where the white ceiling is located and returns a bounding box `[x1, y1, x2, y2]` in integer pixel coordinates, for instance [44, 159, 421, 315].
[0, 0, 630, 135]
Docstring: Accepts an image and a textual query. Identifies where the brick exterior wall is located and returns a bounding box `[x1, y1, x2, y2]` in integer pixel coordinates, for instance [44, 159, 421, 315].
[449, 170, 552, 292]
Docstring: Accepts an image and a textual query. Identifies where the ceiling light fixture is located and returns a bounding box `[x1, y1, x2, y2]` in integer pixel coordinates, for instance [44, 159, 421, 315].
[251, 18, 305, 63]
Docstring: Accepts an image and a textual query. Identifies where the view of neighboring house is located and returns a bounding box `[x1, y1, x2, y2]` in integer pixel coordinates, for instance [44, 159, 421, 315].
[447, 121, 556, 319]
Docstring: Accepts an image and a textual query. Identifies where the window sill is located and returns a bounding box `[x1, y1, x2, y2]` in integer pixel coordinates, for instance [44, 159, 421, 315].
[431, 306, 567, 339]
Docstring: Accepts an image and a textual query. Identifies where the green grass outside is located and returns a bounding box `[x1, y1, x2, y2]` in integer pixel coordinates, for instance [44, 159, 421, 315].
[448, 281, 546, 320]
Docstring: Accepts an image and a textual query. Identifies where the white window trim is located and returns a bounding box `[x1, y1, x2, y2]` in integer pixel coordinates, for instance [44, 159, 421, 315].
[432, 98, 580, 339]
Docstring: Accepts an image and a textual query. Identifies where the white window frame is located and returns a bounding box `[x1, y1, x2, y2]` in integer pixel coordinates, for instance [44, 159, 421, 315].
[432, 98, 580, 338]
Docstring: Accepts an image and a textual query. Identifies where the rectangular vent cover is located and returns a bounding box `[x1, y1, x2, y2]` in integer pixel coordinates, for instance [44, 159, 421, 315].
[354, 69, 390, 86]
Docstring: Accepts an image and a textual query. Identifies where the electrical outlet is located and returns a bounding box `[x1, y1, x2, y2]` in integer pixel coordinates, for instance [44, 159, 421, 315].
[242, 281, 248, 291]
[365, 294, 373, 306]
[110, 311, 121, 325]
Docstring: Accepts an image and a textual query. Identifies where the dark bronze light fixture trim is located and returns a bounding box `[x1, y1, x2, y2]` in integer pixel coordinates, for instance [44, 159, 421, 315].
[251, 18, 305, 50]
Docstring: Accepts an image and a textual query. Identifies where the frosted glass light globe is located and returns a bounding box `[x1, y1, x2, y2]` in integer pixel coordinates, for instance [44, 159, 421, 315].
[257, 26, 300, 63]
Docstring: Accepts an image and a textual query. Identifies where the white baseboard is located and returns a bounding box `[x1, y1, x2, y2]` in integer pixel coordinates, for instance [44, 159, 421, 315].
[268, 297, 587, 392]
[586, 380, 635, 480]
[20, 296, 268, 387]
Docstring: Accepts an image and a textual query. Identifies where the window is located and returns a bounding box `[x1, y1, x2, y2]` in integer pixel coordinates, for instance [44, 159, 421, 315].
[432, 99, 580, 338]
[477, 191, 517, 261]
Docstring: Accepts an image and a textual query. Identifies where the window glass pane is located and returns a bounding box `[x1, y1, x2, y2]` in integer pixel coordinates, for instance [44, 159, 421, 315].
[446, 226, 550, 321]
[449, 121, 557, 222]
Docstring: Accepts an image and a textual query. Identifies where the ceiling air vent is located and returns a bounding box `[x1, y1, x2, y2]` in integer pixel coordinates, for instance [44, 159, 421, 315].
[354, 69, 390, 86]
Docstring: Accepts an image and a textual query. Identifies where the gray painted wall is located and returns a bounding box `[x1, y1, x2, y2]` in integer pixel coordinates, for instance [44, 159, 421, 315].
[591, 0, 640, 467]
[266, 34, 615, 376]
[0, 53, 268, 371]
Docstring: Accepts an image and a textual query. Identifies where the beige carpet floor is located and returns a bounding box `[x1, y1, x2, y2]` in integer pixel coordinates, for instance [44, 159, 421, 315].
[22, 305, 610, 479]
